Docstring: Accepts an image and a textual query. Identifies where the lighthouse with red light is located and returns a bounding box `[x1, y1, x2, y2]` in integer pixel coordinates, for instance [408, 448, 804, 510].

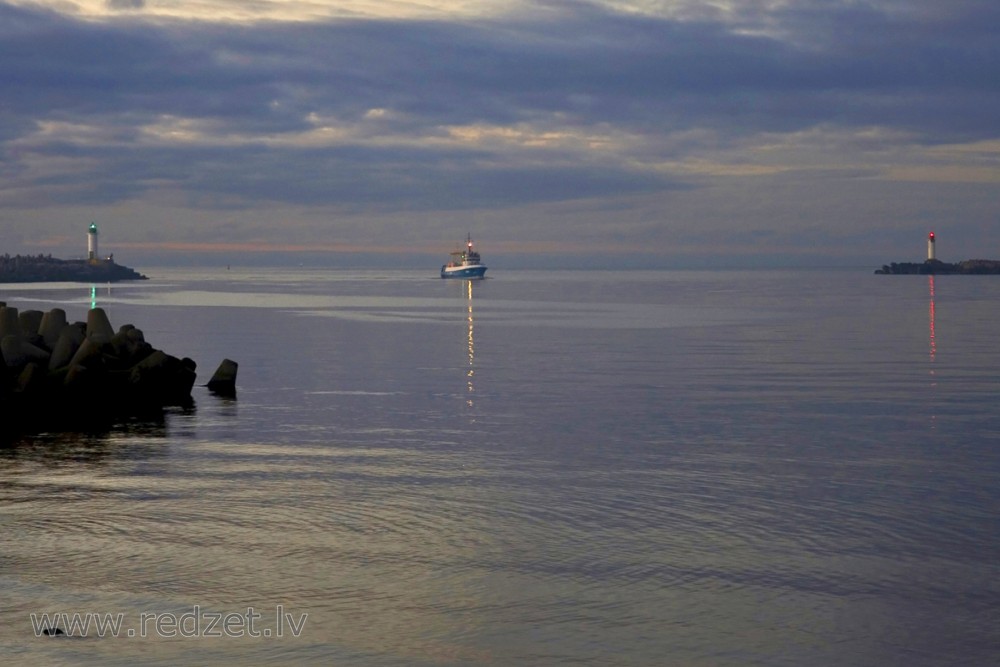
[927, 232, 936, 261]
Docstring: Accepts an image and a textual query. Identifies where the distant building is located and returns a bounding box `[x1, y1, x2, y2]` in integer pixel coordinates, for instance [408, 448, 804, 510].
[927, 232, 936, 261]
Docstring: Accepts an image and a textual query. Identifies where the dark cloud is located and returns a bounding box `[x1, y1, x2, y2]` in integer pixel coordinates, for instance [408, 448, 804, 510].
[13, 138, 670, 211]
[5, 2, 998, 131]
[0, 1, 997, 243]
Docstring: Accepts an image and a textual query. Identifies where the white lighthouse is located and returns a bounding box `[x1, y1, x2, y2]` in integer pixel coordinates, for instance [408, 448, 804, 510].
[88, 222, 98, 261]
[927, 231, 936, 261]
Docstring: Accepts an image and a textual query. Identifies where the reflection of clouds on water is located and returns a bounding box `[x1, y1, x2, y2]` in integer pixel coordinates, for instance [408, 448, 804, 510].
[4, 268, 1000, 666]
[3, 271, 762, 330]
[284, 295, 756, 329]
[0, 416, 173, 464]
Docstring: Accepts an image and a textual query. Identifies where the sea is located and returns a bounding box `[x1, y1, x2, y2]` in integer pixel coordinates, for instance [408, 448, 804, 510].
[1, 267, 998, 666]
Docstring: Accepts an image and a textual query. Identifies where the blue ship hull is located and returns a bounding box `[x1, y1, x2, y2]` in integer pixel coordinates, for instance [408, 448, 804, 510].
[441, 265, 487, 279]
[441, 235, 487, 278]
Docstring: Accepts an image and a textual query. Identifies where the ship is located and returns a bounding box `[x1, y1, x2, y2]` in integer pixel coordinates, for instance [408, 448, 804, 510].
[441, 235, 487, 279]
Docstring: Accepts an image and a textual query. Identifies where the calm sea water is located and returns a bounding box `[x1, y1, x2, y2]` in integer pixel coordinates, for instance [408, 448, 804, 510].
[1, 268, 999, 666]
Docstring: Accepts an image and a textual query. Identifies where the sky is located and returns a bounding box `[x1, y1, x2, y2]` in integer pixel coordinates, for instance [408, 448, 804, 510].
[0, 0, 998, 268]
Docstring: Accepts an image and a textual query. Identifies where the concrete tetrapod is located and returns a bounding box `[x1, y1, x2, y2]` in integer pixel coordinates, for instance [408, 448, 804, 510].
[1, 306, 235, 433]
[206, 358, 239, 396]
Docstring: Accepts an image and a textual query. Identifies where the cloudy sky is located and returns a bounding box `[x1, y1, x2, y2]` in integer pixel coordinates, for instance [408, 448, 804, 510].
[1, 0, 997, 268]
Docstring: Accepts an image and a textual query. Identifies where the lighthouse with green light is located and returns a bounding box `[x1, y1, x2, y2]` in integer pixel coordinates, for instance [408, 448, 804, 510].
[87, 223, 98, 262]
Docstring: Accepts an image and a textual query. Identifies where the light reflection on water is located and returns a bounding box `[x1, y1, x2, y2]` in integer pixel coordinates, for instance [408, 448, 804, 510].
[1, 269, 1000, 665]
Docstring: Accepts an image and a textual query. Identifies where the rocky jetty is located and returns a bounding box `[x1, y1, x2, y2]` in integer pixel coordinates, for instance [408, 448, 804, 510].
[0, 254, 147, 283]
[875, 259, 1000, 275]
[1, 304, 200, 430]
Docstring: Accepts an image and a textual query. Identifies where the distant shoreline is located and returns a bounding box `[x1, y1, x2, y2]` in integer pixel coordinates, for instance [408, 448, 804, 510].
[875, 259, 1000, 275]
[0, 254, 148, 283]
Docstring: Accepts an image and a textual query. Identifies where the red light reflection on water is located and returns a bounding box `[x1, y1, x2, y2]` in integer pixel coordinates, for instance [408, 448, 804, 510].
[928, 275, 937, 428]
[928, 275, 936, 365]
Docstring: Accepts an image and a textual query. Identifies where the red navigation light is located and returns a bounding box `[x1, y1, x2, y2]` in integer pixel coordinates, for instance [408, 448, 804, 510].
[929, 232, 935, 240]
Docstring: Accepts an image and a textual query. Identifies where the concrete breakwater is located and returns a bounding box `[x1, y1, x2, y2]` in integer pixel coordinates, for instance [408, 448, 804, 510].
[875, 259, 1000, 274]
[0, 255, 148, 283]
[0, 304, 231, 429]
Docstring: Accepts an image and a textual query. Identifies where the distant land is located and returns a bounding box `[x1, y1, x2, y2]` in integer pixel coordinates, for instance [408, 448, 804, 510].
[875, 259, 1000, 275]
[0, 254, 148, 283]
